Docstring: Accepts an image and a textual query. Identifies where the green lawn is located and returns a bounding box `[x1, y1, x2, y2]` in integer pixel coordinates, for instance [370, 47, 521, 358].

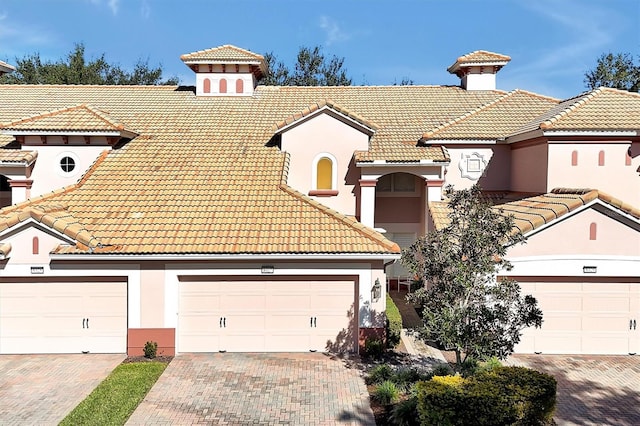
[60, 360, 168, 426]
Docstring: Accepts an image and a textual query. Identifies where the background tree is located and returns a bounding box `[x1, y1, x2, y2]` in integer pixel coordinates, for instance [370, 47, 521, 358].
[402, 185, 543, 366]
[584, 52, 639, 92]
[0, 43, 178, 85]
[261, 46, 352, 86]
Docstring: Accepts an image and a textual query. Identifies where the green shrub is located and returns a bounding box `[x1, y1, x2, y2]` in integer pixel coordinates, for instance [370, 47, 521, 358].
[416, 366, 557, 426]
[431, 362, 454, 377]
[389, 395, 420, 426]
[385, 293, 402, 349]
[143, 341, 158, 359]
[473, 366, 557, 425]
[459, 357, 480, 377]
[415, 379, 462, 426]
[363, 337, 385, 359]
[373, 380, 400, 405]
[478, 356, 502, 373]
[366, 364, 393, 385]
[392, 367, 432, 390]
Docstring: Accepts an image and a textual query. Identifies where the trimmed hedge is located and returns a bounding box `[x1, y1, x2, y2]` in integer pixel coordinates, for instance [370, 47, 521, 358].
[385, 293, 402, 348]
[416, 366, 557, 426]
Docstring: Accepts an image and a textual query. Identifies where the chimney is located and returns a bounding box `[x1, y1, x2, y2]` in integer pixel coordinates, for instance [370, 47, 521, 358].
[447, 50, 510, 91]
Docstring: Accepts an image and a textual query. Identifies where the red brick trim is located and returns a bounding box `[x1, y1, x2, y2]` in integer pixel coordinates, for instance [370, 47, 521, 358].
[359, 179, 378, 187]
[127, 328, 175, 357]
[308, 189, 339, 197]
[425, 179, 444, 187]
[359, 327, 386, 353]
[8, 179, 33, 189]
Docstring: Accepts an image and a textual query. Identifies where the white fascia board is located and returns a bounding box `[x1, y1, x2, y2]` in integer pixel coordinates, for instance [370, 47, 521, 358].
[50, 252, 402, 261]
[183, 59, 262, 65]
[357, 161, 449, 167]
[430, 139, 497, 145]
[506, 129, 544, 143]
[0, 160, 36, 167]
[275, 106, 376, 136]
[503, 255, 640, 277]
[0, 217, 76, 245]
[543, 130, 638, 137]
[2, 130, 123, 137]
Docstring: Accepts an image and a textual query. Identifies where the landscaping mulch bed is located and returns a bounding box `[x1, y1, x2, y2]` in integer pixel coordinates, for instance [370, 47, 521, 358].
[122, 355, 174, 364]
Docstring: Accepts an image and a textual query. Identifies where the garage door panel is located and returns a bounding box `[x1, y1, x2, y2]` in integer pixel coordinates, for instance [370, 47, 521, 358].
[515, 280, 636, 355]
[267, 295, 311, 310]
[0, 281, 126, 354]
[178, 279, 356, 353]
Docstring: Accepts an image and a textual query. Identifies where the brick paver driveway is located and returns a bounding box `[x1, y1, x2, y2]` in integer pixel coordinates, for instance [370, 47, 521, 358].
[0, 354, 125, 425]
[127, 353, 374, 425]
[509, 355, 640, 426]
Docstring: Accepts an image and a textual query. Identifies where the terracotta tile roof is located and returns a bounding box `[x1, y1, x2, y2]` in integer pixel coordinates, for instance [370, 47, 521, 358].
[0, 103, 137, 135]
[429, 189, 640, 234]
[0, 149, 38, 164]
[273, 99, 379, 134]
[0, 83, 536, 255]
[422, 90, 558, 140]
[0, 242, 11, 258]
[515, 87, 640, 134]
[181, 44, 265, 63]
[447, 50, 511, 75]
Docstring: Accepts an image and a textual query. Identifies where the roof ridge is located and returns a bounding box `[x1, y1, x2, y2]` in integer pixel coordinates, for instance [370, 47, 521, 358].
[180, 44, 264, 61]
[272, 98, 379, 132]
[551, 187, 640, 218]
[76, 150, 110, 187]
[277, 184, 400, 253]
[540, 90, 604, 129]
[423, 90, 516, 139]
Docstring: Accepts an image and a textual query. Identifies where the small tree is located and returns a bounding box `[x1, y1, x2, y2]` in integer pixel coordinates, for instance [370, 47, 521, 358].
[261, 46, 352, 86]
[584, 52, 640, 92]
[0, 43, 178, 85]
[402, 185, 542, 365]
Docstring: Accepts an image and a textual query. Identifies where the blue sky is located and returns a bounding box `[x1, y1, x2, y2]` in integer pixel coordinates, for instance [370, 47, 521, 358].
[0, 0, 638, 99]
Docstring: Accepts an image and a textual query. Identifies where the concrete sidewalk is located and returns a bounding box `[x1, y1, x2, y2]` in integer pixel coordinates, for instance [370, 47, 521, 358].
[389, 289, 447, 366]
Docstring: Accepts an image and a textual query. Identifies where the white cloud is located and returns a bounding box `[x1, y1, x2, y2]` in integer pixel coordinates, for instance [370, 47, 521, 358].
[502, 0, 624, 98]
[108, 0, 119, 15]
[140, 0, 151, 19]
[319, 16, 350, 46]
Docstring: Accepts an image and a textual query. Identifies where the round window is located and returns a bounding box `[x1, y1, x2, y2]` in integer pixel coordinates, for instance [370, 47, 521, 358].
[60, 156, 76, 173]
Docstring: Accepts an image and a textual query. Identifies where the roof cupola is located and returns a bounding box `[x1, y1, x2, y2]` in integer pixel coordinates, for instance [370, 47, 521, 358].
[180, 45, 266, 97]
[447, 50, 510, 91]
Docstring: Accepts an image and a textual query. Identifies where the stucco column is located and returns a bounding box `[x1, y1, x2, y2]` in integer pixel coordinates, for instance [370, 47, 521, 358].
[359, 179, 377, 228]
[9, 179, 33, 204]
[425, 179, 444, 202]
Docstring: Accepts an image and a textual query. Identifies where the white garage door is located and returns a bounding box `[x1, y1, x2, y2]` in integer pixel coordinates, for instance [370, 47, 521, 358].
[178, 278, 356, 353]
[516, 280, 640, 355]
[0, 280, 127, 354]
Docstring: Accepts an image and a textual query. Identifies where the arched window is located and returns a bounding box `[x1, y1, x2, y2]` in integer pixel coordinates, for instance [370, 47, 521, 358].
[203, 78, 211, 94]
[309, 153, 338, 196]
[219, 78, 227, 94]
[598, 150, 605, 166]
[589, 222, 597, 240]
[571, 150, 578, 166]
[317, 157, 333, 190]
[32, 236, 39, 254]
[235, 78, 244, 94]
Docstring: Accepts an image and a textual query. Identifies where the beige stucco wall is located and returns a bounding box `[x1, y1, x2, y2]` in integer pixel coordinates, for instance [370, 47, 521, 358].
[140, 266, 166, 327]
[547, 142, 639, 206]
[444, 145, 511, 191]
[510, 142, 548, 193]
[507, 207, 640, 258]
[22, 136, 110, 199]
[281, 113, 369, 216]
[1, 226, 68, 265]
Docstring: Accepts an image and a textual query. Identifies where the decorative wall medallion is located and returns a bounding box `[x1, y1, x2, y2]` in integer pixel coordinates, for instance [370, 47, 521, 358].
[459, 151, 487, 180]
